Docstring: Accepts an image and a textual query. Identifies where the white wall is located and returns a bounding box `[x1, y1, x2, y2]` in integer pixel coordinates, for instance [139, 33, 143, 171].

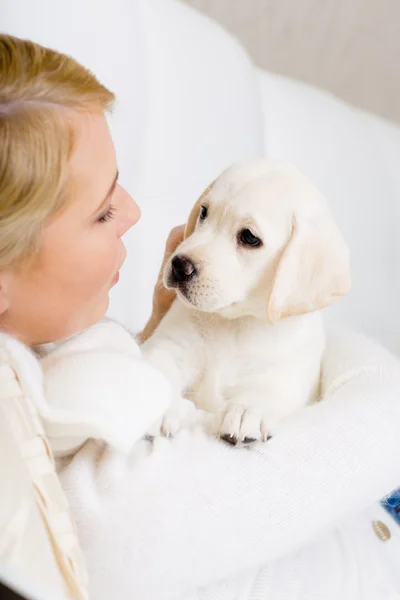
[186, 0, 400, 124]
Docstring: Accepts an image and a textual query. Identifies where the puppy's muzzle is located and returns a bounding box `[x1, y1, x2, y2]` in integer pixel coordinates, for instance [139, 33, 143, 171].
[171, 255, 197, 284]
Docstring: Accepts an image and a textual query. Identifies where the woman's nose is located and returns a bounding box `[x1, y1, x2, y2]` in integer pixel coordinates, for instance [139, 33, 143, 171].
[116, 185, 141, 237]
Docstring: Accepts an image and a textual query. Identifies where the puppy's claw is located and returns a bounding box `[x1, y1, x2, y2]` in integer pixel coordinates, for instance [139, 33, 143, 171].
[220, 433, 238, 446]
[242, 436, 257, 444]
[216, 401, 275, 445]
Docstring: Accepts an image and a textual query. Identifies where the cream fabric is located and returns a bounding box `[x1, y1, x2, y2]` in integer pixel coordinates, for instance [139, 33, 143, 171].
[0, 337, 88, 600]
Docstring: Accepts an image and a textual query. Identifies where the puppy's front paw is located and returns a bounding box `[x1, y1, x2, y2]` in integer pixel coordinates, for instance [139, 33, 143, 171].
[146, 397, 205, 439]
[216, 401, 274, 446]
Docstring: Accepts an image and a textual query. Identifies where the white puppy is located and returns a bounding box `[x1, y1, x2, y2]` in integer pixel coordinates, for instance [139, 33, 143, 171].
[142, 160, 351, 444]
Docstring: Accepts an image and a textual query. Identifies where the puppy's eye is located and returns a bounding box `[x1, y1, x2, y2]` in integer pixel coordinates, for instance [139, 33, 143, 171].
[199, 205, 208, 220]
[239, 229, 262, 248]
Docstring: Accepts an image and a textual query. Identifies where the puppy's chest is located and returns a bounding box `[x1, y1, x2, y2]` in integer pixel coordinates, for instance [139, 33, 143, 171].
[185, 327, 268, 413]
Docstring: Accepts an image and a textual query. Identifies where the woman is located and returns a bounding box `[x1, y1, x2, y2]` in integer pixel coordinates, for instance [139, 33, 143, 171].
[0, 34, 400, 600]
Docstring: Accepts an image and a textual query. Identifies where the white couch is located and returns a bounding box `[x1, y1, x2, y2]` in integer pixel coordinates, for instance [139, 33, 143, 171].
[3, 0, 400, 354]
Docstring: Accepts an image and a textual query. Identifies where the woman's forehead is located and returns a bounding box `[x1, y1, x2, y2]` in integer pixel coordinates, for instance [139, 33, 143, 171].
[68, 110, 117, 207]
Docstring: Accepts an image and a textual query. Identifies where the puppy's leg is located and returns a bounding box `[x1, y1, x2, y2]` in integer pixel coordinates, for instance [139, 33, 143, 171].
[141, 302, 204, 437]
[146, 395, 208, 438]
[141, 302, 199, 388]
[216, 396, 275, 445]
[215, 369, 317, 445]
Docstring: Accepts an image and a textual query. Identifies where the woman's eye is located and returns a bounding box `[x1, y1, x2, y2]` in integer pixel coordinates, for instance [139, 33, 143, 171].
[239, 229, 262, 247]
[199, 205, 208, 220]
[98, 205, 116, 223]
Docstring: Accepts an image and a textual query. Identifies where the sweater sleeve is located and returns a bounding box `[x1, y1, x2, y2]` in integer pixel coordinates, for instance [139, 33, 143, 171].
[59, 329, 400, 600]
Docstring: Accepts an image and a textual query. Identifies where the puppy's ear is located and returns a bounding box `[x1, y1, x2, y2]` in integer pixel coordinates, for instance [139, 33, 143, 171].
[184, 179, 217, 239]
[184, 199, 202, 239]
[267, 210, 351, 324]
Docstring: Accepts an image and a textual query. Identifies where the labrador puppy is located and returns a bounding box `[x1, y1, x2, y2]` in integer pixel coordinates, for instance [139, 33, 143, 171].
[142, 159, 351, 444]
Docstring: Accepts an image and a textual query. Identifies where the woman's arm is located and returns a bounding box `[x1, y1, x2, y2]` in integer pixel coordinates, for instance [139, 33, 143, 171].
[60, 328, 400, 600]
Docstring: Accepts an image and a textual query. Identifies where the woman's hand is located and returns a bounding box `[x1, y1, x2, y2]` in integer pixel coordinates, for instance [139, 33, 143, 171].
[138, 225, 185, 343]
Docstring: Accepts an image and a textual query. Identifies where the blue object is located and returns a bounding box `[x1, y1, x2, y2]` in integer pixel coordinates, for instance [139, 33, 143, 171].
[381, 487, 400, 526]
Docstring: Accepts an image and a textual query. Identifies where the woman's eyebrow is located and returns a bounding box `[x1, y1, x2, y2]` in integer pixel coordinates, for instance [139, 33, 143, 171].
[95, 169, 119, 214]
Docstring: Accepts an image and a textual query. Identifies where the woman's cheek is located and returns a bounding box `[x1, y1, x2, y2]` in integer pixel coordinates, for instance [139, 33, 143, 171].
[94, 244, 120, 286]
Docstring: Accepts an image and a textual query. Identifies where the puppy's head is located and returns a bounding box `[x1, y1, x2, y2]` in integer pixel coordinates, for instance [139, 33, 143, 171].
[165, 160, 351, 322]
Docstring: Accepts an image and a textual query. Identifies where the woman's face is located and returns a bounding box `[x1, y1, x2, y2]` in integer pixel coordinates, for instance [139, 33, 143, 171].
[0, 111, 140, 345]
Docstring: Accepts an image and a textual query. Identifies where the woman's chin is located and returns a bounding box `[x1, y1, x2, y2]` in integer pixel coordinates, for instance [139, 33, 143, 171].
[82, 296, 110, 331]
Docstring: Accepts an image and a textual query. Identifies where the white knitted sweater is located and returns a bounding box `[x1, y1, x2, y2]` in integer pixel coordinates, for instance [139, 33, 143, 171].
[42, 324, 400, 600]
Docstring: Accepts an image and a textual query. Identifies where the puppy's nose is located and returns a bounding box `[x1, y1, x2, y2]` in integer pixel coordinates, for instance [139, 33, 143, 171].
[171, 255, 196, 282]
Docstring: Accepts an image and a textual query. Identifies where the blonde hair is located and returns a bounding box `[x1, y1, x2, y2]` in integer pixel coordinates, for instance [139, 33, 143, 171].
[0, 34, 115, 268]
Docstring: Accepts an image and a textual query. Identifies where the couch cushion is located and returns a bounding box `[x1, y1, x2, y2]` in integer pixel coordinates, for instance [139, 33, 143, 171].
[258, 70, 400, 354]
